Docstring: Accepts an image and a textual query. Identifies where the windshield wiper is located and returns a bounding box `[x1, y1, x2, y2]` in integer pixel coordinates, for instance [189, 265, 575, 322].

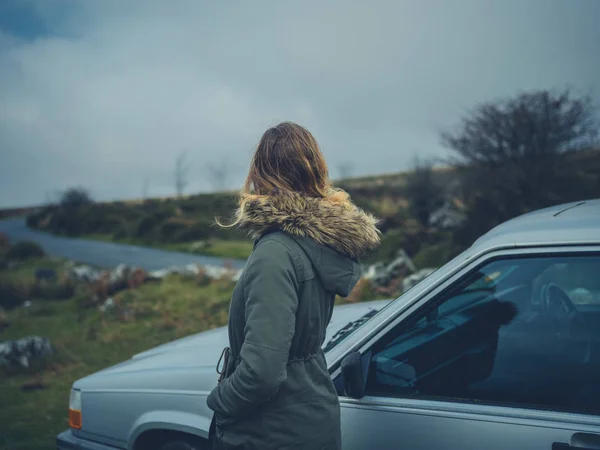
[323, 309, 379, 352]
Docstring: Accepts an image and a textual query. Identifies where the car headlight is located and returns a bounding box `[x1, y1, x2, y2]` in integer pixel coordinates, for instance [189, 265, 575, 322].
[68, 388, 82, 429]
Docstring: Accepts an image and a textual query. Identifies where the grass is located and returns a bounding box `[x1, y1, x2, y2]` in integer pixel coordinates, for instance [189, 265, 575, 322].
[83, 234, 254, 260]
[0, 260, 235, 450]
[0, 257, 386, 450]
[193, 240, 254, 259]
[0, 258, 65, 283]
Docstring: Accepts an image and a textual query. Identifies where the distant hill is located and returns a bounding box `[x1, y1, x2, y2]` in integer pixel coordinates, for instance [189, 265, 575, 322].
[9, 147, 600, 263]
[0, 206, 42, 220]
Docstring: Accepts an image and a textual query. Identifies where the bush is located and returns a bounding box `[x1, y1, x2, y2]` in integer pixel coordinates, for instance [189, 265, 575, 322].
[59, 187, 93, 208]
[363, 229, 425, 264]
[85, 213, 123, 235]
[176, 223, 211, 242]
[136, 212, 171, 238]
[413, 243, 450, 269]
[0, 246, 8, 270]
[405, 158, 445, 227]
[158, 220, 188, 242]
[0, 231, 9, 247]
[26, 208, 51, 229]
[30, 280, 75, 300]
[6, 241, 46, 261]
[113, 223, 132, 240]
[47, 209, 89, 235]
[0, 280, 29, 309]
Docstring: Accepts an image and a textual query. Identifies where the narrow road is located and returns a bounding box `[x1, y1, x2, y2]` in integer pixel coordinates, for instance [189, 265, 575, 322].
[0, 217, 246, 270]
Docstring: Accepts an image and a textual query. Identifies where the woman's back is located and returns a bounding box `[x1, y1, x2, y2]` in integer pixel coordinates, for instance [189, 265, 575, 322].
[206, 123, 380, 450]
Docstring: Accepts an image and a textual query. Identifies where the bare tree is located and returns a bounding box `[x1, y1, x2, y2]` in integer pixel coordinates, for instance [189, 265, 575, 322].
[205, 158, 231, 191]
[442, 89, 598, 244]
[142, 178, 149, 200]
[44, 190, 60, 207]
[336, 161, 355, 180]
[174, 152, 190, 197]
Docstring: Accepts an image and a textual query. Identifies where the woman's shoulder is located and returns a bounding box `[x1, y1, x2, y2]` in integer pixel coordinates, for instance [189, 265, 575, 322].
[249, 232, 314, 282]
[255, 230, 296, 249]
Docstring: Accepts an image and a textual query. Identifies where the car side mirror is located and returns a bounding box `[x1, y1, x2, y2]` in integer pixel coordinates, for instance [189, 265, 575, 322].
[341, 351, 367, 399]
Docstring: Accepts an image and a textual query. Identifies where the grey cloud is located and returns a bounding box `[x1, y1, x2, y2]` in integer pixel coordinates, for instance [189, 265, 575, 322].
[0, 0, 599, 207]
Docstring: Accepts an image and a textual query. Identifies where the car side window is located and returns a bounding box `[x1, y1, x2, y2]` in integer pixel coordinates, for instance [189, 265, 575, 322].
[365, 254, 600, 416]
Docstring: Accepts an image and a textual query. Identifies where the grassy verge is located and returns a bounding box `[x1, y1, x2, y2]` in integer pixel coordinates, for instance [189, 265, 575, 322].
[83, 234, 254, 260]
[0, 257, 386, 450]
[0, 259, 235, 450]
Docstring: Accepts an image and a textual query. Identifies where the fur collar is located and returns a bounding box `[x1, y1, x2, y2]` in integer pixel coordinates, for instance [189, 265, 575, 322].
[235, 189, 381, 260]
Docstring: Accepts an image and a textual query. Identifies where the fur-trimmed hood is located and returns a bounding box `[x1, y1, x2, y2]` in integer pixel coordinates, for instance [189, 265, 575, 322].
[235, 189, 381, 260]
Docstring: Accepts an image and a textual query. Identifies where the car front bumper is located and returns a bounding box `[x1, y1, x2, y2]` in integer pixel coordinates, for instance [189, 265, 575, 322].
[57, 430, 120, 450]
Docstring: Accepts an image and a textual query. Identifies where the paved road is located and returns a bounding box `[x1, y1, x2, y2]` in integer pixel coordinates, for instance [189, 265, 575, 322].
[0, 217, 246, 270]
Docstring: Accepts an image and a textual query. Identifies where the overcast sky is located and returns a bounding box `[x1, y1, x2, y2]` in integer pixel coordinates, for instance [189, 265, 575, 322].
[0, 0, 599, 208]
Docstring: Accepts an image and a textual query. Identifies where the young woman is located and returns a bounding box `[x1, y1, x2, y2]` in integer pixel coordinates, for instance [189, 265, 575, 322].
[206, 122, 381, 450]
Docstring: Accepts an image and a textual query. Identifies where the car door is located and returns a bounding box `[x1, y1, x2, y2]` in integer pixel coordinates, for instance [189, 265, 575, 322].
[338, 248, 600, 450]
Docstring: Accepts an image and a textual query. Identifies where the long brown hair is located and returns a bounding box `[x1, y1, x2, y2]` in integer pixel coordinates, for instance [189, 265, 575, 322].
[217, 121, 347, 228]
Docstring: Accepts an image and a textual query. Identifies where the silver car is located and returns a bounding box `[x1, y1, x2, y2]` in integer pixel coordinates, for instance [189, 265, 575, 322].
[57, 199, 600, 450]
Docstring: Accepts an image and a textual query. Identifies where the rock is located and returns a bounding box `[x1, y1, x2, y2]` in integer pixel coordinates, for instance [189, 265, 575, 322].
[203, 265, 228, 279]
[205, 265, 243, 282]
[363, 250, 436, 296]
[110, 264, 130, 284]
[231, 269, 243, 283]
[68, 263, 149, 296]
[148, 265, 191, 279]
[369, 249, 417, 288]
[98, 297, 115, 312]
[0, 336, 53, 369]
[68, 265, 102, 283]
[160, 263, 200, 277]
[181, 263, 201, 276]
[147, 263, 243, 283]
[22, 300, 32, 308]
[362, 262, 384, 281]
[402, 268, 437, 293]
[394, 249, 417, 272]
[107, 264, 130, 294]
[429, 201, 466, 229]
[147, 268, 171, 280]
[128, 267, 148, 289]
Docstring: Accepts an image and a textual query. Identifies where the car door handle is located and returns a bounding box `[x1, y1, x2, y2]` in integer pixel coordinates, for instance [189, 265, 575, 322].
[553, 433, 600, 450]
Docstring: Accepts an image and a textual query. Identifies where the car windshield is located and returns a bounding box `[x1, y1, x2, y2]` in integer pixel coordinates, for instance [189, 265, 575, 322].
[323, 263, 516, 352]
[323, 309, 380, 352]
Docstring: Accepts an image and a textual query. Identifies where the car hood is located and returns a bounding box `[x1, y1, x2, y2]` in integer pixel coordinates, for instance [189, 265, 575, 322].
[87, 298, 392, 379]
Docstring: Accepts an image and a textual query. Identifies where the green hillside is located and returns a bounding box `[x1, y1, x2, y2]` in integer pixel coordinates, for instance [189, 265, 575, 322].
[21, 147, 600, 268]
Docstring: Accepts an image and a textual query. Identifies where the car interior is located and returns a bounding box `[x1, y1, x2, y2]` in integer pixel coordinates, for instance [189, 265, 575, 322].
[365, 254, 600, 416]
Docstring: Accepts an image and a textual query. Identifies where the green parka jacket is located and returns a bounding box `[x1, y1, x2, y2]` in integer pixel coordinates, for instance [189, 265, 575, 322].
[206, 189, 380, 450]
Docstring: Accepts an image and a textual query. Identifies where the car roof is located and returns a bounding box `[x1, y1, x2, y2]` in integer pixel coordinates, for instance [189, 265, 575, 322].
[471, 199, 600, 250]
